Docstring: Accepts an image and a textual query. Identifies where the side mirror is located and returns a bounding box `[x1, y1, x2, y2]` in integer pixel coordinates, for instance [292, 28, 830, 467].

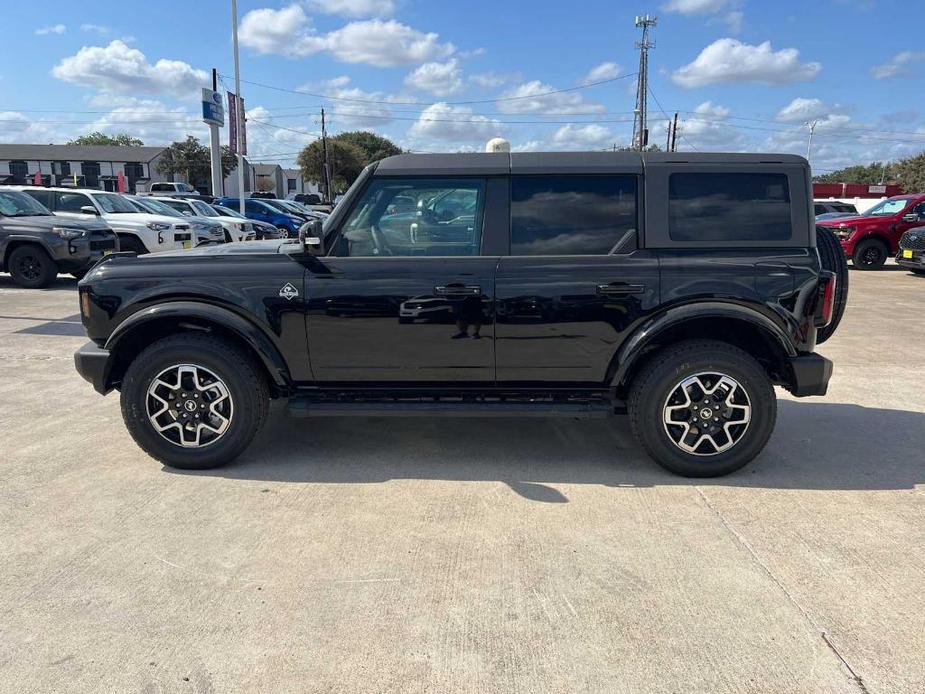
[80, 205, 99, 216]
[902, 213, 918, 223]
[299, 219, 325, 255]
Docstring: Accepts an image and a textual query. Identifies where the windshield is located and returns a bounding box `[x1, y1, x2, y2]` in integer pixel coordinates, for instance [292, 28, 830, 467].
[92, 193, 140, 214]
[213, 205, 245, 219]
[0, 191, 53, 217]
[190, 200, 217, 216]
[863, 199, 910, 217]
[130, 197, 183, 217]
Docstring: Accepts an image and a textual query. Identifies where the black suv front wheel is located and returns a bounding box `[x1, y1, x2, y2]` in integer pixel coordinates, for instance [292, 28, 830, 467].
[7, 244, 58, 288]
[628, 340, 777, 477]
[120, 333, 269, 469]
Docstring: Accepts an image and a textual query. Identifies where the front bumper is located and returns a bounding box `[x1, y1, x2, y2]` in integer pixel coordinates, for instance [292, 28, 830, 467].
[74, 341, 113, 395]
[787, 352, 833, 397]
[896, 249, 925, 270]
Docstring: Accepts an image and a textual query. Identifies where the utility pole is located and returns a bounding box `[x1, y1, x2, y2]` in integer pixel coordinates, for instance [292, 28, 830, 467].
[321, 108, 332, 203]
[670, 112, 679, 152]
[631, 14, 657, 151]
[806, 119, 818, 163]
[231, 0, 245, 215]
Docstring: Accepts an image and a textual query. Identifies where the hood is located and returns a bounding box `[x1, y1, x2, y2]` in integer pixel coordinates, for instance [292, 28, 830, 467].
[1, 213, 110, 233]
[100, 212, 186, 228]
[817, 214, 881, 228]
[143, 239, 300, 258]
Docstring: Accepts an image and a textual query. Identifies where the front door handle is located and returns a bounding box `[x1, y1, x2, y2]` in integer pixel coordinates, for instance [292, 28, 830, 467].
[597, 283, 645, 296]
[434, 284, 482, 297]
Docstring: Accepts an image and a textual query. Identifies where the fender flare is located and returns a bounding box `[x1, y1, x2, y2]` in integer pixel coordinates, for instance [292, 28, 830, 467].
[2, 235, 57, 265]
[105, 301, 291, 388]
[610, 302, 797, 389]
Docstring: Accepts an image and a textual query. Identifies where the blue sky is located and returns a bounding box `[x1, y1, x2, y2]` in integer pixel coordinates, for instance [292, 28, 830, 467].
[2, 0, 924, 173]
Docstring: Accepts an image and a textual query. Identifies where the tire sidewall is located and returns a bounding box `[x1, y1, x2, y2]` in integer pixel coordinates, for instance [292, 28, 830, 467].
[121, 340, 261, 469]
[633, 347, 776, 477]
[853, 239, 887, 269]
[9, 245, 57, 288]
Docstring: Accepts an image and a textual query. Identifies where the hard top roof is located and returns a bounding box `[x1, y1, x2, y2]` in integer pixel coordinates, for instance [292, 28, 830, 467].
[374, 151, 809, 176]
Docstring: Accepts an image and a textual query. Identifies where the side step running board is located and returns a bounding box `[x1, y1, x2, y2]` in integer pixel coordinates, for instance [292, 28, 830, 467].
[287, 400, 615, 419]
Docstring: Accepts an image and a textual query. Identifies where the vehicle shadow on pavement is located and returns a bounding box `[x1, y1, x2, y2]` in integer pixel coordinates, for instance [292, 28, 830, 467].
[169, 400, 925, 500]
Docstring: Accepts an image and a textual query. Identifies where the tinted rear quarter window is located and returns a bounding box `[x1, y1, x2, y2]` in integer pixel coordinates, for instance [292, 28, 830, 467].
[55, 191, 92, 213]
[511, 175, 637, 255]
[669, 172, 791, 242]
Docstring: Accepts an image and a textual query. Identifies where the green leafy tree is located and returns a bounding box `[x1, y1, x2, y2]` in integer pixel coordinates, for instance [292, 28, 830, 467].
[893, 152, 925, 193]
[334, 131, 402, 164]
[297, 131, 402, 197]
[297, 139, 367, 195]
[154, 136, 236, 192]
[67, 131, 144, 146]
[813, 162, 896, 184]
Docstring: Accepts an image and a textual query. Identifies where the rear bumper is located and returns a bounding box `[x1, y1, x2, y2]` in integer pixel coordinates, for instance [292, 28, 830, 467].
[787, 352, 833, 397]
[74, 341, 113, 395]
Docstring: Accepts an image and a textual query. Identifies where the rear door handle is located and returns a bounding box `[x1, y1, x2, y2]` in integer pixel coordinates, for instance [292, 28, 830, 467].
[434, 284, 482, 296]
[596, 283, 646, 296]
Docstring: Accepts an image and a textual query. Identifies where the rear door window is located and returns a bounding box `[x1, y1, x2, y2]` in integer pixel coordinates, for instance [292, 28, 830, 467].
[510, 175, 638, 255]
[668, 172, 791, 242]
[55, 191, 93, 213]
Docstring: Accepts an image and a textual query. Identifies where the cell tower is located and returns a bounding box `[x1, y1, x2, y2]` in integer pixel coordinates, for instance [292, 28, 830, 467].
[631, 14, 657, 151]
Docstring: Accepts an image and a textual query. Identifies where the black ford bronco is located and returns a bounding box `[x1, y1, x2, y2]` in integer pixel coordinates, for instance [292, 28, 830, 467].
[74, 152, 847, 477]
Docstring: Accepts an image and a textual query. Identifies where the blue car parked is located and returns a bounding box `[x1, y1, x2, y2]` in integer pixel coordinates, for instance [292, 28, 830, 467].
[215, 197, 304, 237]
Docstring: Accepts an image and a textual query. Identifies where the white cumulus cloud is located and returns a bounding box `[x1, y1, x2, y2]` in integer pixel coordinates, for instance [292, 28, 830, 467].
[239, 5, 454, 67]
[776, 97, 847, 123]
[870, 51, 925, 79]
[51, 40, 208, 98]
[408, 103, 503, 149]
[580, 62, 621, 85]
[498, 80, 605, 115]
[404, 60, 462, 96]
[672, 39, 821, 88]
[551, 124, 615, 150]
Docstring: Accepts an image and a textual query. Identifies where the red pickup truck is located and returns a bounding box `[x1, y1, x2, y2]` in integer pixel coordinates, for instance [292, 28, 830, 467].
[817, 194, 925, 269]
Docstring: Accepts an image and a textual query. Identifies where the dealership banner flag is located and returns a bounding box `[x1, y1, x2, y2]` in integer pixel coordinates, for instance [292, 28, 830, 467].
[227, 92, 247, 155]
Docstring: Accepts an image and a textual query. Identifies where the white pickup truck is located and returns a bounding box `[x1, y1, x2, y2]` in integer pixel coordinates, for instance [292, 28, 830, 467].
[17, 187, 223, 254]
[139, 182, 214, 203]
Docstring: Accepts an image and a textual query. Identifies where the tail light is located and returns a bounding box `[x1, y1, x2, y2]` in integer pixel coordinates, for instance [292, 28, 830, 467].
[814, 271, 836, 328]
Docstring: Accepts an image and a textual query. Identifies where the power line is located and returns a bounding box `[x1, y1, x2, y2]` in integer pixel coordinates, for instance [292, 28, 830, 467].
[218, 72, 637, 106]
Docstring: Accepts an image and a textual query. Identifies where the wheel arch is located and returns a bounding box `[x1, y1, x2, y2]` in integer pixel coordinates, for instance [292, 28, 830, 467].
[856, 231, 893, 254]
[2, 237, 55, 269]
[610, 303, 798, 398]
[104, 302, 293, 396]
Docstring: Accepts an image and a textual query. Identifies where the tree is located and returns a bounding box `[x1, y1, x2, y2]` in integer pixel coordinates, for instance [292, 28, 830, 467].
[335, 131, 402, 164]
[297, 139, 366, 194]
[67, 131, 144, 147]
[893, 152, 925, 193]
[297, 131, 402, 196]
[155, 136, 236, 193]
[813, 162, 895, 184]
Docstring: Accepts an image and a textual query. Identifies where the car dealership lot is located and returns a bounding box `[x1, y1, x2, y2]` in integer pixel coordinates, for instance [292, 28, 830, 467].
[0, 266, 923, 693]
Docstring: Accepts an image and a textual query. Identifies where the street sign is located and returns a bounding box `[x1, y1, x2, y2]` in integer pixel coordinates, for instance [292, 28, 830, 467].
[201, 88, 224, 127]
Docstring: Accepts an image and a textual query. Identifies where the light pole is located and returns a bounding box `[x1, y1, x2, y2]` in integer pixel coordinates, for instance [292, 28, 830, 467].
[231, 0, 245, 215]
[806, 120, 818, 163]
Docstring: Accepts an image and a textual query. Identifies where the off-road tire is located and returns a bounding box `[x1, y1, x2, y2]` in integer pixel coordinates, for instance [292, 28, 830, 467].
[118, 235, 148, 255]
[628, 339, 777, 477]
[852, 238, 888, 270]
[120, 333, 269, 469]
[815, 226, 849, 343]
[8, 244, 58, 288]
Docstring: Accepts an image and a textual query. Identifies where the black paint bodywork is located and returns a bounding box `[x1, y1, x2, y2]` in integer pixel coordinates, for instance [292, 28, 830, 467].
[75, 152, 831, 400]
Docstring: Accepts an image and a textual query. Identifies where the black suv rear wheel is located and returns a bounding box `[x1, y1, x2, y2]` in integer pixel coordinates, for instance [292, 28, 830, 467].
[7, 244, 58, 288]
[628, 340, 776, 477]
[120, 333, 269, 469]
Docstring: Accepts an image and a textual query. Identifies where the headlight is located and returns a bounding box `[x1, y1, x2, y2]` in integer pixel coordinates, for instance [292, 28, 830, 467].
[147, 222, 171, 231]
[238, 222, 247, 231]
[833, 226, 855, 238]
[52, 227, 85, 239]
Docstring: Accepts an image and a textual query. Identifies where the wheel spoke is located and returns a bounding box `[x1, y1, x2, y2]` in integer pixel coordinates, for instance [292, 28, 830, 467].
[145, 363, 234, 449]
[662, 371, 752, 457]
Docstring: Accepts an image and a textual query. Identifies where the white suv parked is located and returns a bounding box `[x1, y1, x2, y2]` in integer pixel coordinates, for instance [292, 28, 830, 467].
[151, 197, 256, 242]
[18, 187, 222, 254]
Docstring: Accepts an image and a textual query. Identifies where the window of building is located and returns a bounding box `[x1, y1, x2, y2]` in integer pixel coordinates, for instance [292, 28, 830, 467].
[8, 161, 28, 185]
[510, 175, 638, 256]
[668, 172, 792, 242]
[287, 178, 297, 192]
[335, 178, 485, 257]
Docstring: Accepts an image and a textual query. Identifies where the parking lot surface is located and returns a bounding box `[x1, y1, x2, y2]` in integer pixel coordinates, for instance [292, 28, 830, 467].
[1, 264, 923, 694]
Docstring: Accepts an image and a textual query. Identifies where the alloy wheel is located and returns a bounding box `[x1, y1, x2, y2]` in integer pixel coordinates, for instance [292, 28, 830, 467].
[662, 372, 751, 456]
[145, 364, 234, 448]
